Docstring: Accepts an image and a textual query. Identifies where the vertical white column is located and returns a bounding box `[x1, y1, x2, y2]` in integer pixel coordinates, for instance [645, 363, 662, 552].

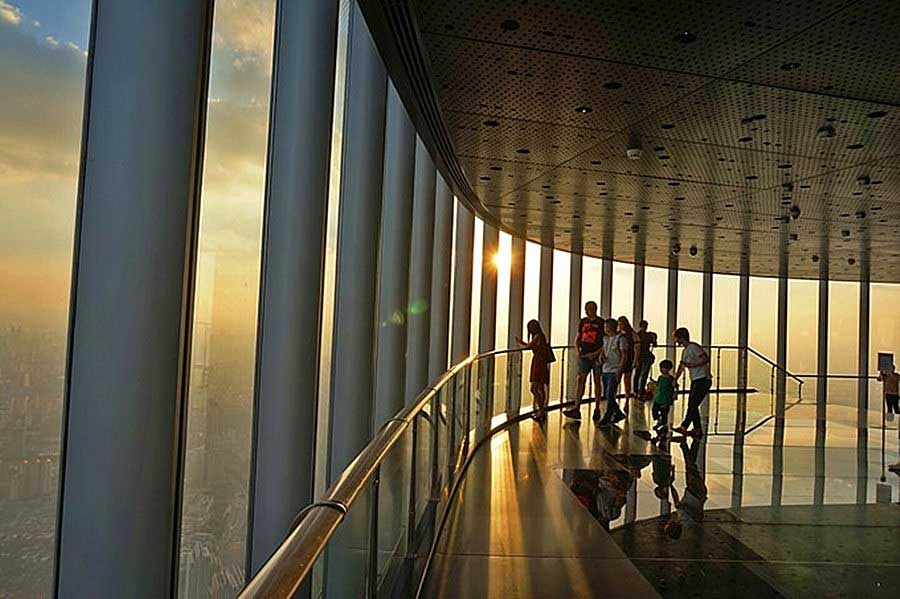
[56, 2, 214, 595]
[428, 177, 453, 381]
[373, 85, 416, 426]
[857, 274, 871, 504]
[600, 258, 613, 318]
[404, 140, 436, 404]
[814, 271, 829, 505]
[326, 4, 388, 481]
[538, 245, 553, 332]
[451, 207, 475, 363]
[248, 0, 340, 574]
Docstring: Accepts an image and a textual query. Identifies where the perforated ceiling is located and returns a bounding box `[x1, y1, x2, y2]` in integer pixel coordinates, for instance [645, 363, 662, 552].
[409, 0, 900, 281]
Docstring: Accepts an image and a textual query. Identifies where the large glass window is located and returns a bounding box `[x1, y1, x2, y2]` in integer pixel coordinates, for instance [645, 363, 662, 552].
[523, 241, 541, 336]
[178, 1, 276, 596]
[495, 232, 512, 348]
[827, 281, 859, 408]
[712, 274, 739, 345]
[550, 250, 570, 345]
[611, 262, 634, 321]
[581, 255, 603, 308]
[0, 4, 91, 596]
[677, 270, 703, 341]
[749, 277, 778, 360]
[643, 265, 669, 345]
[870, 283, 900, 403]
[787, 280, 818, 375]
[470, 218, 484, 354]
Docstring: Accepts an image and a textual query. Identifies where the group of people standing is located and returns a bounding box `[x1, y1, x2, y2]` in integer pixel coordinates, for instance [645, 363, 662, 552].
[518, 301, 713, 439]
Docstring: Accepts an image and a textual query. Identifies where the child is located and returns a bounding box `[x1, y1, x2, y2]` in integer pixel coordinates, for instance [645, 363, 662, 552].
[652, 359, 676, 441]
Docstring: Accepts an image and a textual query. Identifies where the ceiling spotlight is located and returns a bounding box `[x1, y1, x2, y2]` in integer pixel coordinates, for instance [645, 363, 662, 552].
[631, 224, 640, 233]
[675, 31, 697, 44]
[812, 254, 820, 263]
[689, 245, 698, 257]
[575, 105, 593, 114]
[855, 210, 866, 219]
[782, 182, 794, 192]
[672, 243, 681, 256]
[817, 125, 835, 140]
[841, 229, 851, 237]
[789, 205, 801, 220]
[857, 175, 871, 186]
[790, 233, 799, 241]
[848, 258, 856, 265]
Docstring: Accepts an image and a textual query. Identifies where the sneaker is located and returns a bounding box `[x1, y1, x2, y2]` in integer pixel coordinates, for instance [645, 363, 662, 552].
[672, 426, 688, 436]
[592, 409, 602, 424]
[888, 412, 895, 423]
[563, 407, 582, 420]
[689, 429, 704, 439]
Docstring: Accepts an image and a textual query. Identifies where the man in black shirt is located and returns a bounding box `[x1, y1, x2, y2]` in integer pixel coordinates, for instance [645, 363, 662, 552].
[564, 301, 604, 420]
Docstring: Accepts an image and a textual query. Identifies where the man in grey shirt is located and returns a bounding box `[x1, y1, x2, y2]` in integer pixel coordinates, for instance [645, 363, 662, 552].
[596, 318, 628, 426]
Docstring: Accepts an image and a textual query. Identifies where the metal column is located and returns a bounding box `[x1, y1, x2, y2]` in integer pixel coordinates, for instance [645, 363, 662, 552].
[666, 266, 679, 362]
[538, 245, 554, 332]
[600, 258, 613, 318]
[478, 226, 499, 352]
[428, 177, 453, 382]
[374, 85, 416, 426]
[814, 269, 829, 504]
[857, 276, 871, 504]
[633, 264, 645, 326]
[248, 0, 340, 575]
[733, 265, 750, 509]
[404, 140, 436, 405]
[507, 237, 526, 412]
[568, 254, 583, 399]
[56, 2, 214, 595]
[701, 271, 713, 349]
[451, 207, 475, 363]
[775, 274, 789, 421]
[327, 5, 387, 481]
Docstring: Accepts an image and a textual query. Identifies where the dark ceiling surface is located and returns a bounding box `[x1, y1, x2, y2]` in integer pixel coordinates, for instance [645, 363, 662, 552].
[409, 0, 900, 281]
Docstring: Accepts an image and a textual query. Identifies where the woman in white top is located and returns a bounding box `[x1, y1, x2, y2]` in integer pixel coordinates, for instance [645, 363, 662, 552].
[672, 327, 711, 438]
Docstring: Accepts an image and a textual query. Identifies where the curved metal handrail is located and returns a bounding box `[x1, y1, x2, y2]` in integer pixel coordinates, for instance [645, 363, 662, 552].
[239, 343, 790, 597]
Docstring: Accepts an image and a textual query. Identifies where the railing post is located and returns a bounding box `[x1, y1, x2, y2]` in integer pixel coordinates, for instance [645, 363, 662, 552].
[407, 418, 418, 559]
[367, 466, 381, 599]
[431, 394, 440, 500]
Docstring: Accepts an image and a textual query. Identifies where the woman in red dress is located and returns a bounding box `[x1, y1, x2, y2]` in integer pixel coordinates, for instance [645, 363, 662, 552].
[517, 319, 551, 421]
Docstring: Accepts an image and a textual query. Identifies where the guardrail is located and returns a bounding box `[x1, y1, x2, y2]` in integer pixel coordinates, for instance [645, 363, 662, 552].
[239, 343, 799, 598]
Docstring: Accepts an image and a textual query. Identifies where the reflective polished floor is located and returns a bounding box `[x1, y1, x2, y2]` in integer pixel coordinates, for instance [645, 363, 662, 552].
[423, 396, 900, 598]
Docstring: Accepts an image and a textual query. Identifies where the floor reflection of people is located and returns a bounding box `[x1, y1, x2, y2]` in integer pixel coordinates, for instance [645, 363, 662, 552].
[663, 437, 709, 539]
[564, 454, 651, 531]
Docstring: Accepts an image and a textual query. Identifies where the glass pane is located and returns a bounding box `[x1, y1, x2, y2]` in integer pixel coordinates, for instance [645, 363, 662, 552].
[677, 270, 703, 340]
[787, 279, 818, 374]
[581, 256, 603, 306]
[178, 1, 276, 595]
[470, 219, 483, 355]
[643, 265, 668, 348]
[611, 262, 634, 320]
[0, 4, 91, 595]
[323, 482, 371, 598]
[495, 232, 512, 349]
[749, 277, 778, 360]
[712, 274, 739, 346]
[376, 431, 410, 591]
[828, 281, 859, 409]
[550, 250, 570, 345]
[523, 241, 542, 338]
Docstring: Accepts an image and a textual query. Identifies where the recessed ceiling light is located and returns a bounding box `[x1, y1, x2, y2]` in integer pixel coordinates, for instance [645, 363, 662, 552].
[483, 120, 499, 127]
[867, 110, 888, 118]
[846, 143, 864, 150]
[575, 105, 593, 114]
[781, 62, 800, 71]
[500, 19, 519, 31]
[516, 148, 530, 154]
[675, 31, 697, 44]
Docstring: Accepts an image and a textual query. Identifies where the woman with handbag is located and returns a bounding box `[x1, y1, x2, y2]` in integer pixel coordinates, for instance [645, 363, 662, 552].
[517, 319, 553, 422]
